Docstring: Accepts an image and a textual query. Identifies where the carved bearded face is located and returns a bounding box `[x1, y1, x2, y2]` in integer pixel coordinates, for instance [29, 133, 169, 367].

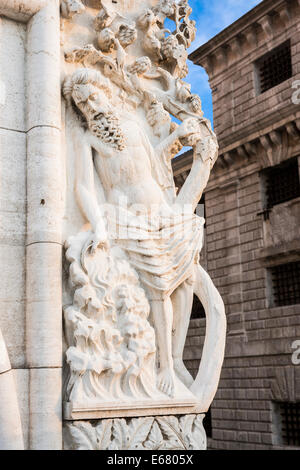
[72, 83, 125, 151]
[72, 83, 111, 122]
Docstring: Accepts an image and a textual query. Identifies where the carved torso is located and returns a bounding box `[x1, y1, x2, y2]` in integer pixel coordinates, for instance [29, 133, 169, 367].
[91, 118, 168, 210]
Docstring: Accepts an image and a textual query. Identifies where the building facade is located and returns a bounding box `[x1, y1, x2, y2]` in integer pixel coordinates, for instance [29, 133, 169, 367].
[177, 0, 300, 450]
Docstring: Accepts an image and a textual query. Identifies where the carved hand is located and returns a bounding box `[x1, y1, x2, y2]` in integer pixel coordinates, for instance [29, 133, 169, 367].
[195, 136, 219, 169]
[90, 221, 109, 254]
[177, 118, 200, 139]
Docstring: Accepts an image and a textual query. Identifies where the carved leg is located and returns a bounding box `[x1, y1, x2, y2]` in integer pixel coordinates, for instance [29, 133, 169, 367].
[171, 279, 194, 388]
[150, 297, 175, 397]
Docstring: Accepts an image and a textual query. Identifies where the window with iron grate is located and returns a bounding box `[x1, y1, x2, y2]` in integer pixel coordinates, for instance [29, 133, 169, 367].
[262, 157, 300, 210]
[270, 261, 300, 307]
[276, 402, 300, 447]
[256, 41, 292, 94]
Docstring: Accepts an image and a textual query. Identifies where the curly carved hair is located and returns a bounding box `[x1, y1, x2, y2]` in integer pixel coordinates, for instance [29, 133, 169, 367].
[62, 68, 112, 104]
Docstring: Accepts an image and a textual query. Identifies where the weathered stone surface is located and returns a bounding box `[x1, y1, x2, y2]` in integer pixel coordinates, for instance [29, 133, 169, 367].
[0, 0, 62, 451]
[13, 368, 30, 449]
[26, 242, 62, 368]
[29, 367, 62, 450]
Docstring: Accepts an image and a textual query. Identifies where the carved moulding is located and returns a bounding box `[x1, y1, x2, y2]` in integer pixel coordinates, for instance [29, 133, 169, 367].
[64, 414, 206, 450]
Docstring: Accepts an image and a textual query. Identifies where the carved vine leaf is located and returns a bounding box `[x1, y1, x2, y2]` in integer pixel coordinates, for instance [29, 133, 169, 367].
[126, 417, 154, 450]
[67, 422, 97, 450]
[66, 421, 114, 450]
[190, 415, 206, 450]
[109, 418, 127, 450]
[179, 414, 195, 447]
[179, 414, 204, 450]
[109, 417, 154, 450]
[95, 419, 113, 450]
[144, 420, 164, 450]
[156, 416, 187, 450]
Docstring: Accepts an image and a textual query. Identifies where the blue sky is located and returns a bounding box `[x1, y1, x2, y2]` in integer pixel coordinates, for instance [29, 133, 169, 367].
[186, 0, 262, 124]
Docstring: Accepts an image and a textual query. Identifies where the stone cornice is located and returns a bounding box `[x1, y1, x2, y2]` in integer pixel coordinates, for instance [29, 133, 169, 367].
[189, 0, 298, 78]
[172, 112, 300, 184]
[218, 101, 300, 152]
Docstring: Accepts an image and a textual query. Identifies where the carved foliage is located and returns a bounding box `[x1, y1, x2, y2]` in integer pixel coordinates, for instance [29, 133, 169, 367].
[64, 414, 206, 450]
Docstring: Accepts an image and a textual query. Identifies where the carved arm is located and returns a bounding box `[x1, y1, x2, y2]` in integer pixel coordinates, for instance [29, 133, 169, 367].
[176, 134, 219, 211]
[155, 118, 199, 160]
[72, 122, 108, 248]
[155, 126, 181, 159]
[176, 157, 211, 211]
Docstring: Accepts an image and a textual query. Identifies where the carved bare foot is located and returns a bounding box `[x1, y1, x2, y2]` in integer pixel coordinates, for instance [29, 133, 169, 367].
[174, 358, 194, 388]
[157, 368, 175, 397]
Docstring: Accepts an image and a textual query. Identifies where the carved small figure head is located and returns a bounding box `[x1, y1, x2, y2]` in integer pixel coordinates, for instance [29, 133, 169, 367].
[117, 23, 137, 48]
[97, 28, 116, 53]
[138, 9, 157, 30]
[161, 35, 179, 60]
[146, 99, 171, 138]
[94, 8, 113, 31]
[176, 80, 191, 103]
[189, 94, 203, 116]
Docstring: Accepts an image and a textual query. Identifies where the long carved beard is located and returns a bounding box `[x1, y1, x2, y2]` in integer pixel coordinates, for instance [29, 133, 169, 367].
[88, 112, 126, 151]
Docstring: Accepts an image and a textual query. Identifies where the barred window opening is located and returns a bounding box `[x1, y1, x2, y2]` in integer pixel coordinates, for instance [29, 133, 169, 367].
[262, 157, 300, 209]
[270, 261, 300, 307]
[275, 402, 300, 447]
[256, 41, 292, 94]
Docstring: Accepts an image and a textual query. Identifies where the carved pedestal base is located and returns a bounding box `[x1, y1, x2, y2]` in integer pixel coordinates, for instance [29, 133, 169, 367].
[64, 398, 203, 421]
[63, 414, 207, 450]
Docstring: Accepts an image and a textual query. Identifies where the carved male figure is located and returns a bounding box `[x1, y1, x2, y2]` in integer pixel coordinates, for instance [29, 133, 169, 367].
[63, 68, 215, 397]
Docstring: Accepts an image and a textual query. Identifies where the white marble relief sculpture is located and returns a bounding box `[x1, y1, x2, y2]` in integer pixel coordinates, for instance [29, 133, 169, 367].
[62, 0, 226, 420]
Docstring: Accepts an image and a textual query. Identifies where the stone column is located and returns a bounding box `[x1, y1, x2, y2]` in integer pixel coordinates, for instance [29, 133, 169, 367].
[25, 0, 63, 450]
[0, 329, 24, 450]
